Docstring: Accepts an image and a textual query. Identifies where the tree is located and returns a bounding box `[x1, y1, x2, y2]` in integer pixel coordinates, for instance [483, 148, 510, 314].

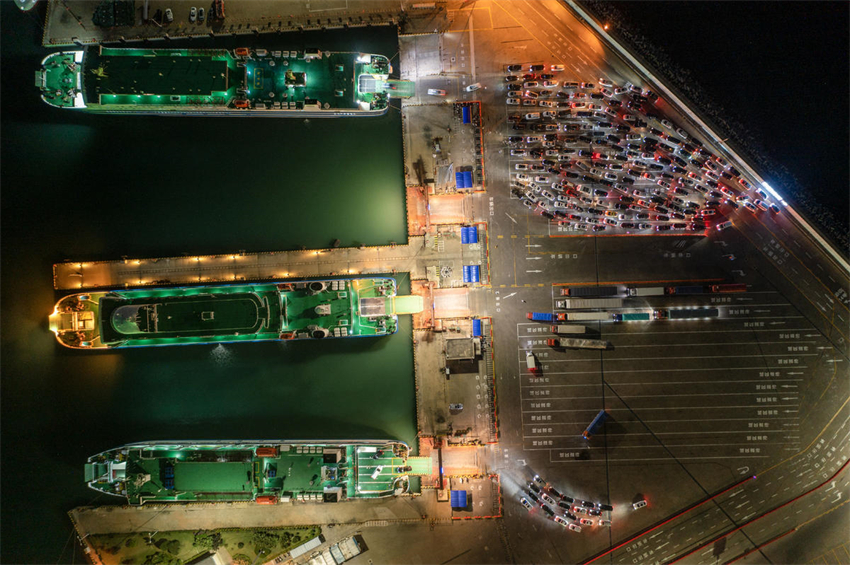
[252, 530, 279, 554]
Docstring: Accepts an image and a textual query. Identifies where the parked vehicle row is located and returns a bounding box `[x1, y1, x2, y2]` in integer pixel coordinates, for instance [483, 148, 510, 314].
[502, 66, 775, 233]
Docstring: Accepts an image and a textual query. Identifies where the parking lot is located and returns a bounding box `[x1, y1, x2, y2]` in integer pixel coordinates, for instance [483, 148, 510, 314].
[516, 280, 815, 465]
[498, 66, 781, 238]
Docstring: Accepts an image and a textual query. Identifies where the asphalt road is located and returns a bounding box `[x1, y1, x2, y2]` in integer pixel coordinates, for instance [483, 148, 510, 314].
[437, 0, 849, 563]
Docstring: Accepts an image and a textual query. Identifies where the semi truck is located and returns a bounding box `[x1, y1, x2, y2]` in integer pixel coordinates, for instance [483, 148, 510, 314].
[710, 283, 747, 293]
[582, 410, 609, 440]
[556, 298, 624, 309]
[546, 337, 609, 350]
[551, 325, 587, 334]
[664, 285, 706, 295]
[527, 312, 554, 322]
[556, 312, 610, 322]
[627, 287, 665, 297]
[654, 307, 719, 320]
[612, 312, 652, 322]
[560, 286, 619, 297]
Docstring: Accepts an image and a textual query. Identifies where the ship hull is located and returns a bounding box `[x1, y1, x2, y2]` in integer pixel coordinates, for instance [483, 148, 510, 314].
[85, 439, 411, 505]
[49, 278, 401, 349]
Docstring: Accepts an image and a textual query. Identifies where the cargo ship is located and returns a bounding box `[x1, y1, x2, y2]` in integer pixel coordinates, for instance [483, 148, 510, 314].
[36, 47, 414, 116]
[85, 440, 411, 505]
[49, 277, 423, 349]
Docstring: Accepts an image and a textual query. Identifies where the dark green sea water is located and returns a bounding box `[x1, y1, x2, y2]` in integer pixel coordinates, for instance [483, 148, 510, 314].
[1, 6, 413, 562]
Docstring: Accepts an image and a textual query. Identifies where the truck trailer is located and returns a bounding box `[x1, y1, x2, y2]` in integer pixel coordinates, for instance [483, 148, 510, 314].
[710, 283, 747, 293]
[557, 298, 624, 309]
[550, 325, 587, 334]
[654, 307, 719, 320]
[612, 312, 652, 322]
[627, 287, 665, 297]
[546, 337, 609, 350]
[556, 312, 610, 322]
[664, 285, 706, 295]
[560, 286, 619, 297]
[526, 312, 554, 322]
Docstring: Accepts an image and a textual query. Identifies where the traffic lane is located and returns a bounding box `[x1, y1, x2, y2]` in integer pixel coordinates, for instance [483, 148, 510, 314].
[732, 209, 850, 331]
[682, 463, 850, 564]
[597, 407, 850, 563]
[728, 216, 850, 359]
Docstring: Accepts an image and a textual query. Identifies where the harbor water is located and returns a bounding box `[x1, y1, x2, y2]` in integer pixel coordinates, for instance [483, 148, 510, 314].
[0, 6, 412, 563]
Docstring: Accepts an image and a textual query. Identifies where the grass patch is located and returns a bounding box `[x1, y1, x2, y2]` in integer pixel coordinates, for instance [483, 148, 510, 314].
[89, 525, 321, 565]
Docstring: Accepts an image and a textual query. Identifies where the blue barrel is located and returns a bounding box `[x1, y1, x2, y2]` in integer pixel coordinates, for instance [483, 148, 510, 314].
[462, 105, 471, 124]
[455, 171, 463, 188]
[467, 226, 478, 244]
[462, 265, 471, 283]
[472, 318, 482, 336]
[470, 265, 480, 283]
[463, 171, 473, 188]
[461, 227, 470, 244]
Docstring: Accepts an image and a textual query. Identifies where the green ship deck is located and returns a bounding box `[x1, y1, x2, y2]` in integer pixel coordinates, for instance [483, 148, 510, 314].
[36, 47, 413, 116]
[49, 278, 423, 349]
[85, 440, 412, 505]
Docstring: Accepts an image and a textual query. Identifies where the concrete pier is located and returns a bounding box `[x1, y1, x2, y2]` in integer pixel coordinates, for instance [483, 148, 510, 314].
[53, 226, 488, 290]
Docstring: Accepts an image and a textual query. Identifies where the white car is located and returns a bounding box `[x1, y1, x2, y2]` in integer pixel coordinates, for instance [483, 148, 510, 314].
[613, 87, 628, 95]
[600, 88, 614, 97]
[542, 80, 559, 87]
[554, 515, 568, 526]
[716, 220, 733, 231]
[521, 99, 537, 106]
[598, 519, 612, 527]
[540, 190, 555, 200]
[427, 89, 446, 96]
[598, 78, 613, 87]
[525, 112, 541, 120]
[568, 523, 582, 533]
[534, 175, 549, 183]
[371, 465, 383, 479]
[579, 518, 594, 526]
[165, 7, 174, 22]
[515, 164, 530, 171]
[520, 497, 534, 511]
[190, 6, 197, 22]
[523, 81, 539, 89]
[523, 90, 539, 99]
[507, 98, 520, 105]
[743, 201, 758, 213]
[632, 500, 648, 510]
[516, 173, 530, 181]
[539, 101, 557, 108]
[507, 91, 521, 99]
[550, 64, 566, 72]
[465, 82, 482, 92]
[675, 127, 689, 139]
[660, 119, 674, 129]
[510, 149, 528, 156]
